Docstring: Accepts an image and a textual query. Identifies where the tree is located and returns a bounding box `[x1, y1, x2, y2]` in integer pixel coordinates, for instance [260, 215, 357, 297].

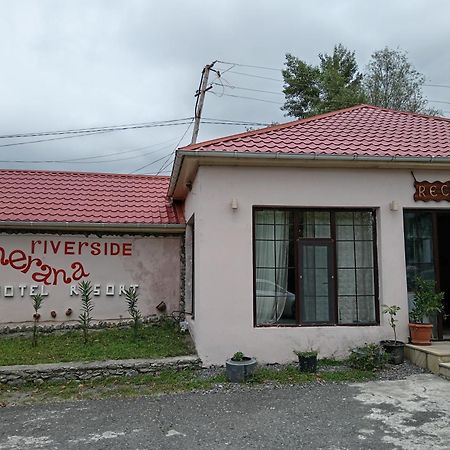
[282, 44, 366, 118]
[364, 47, 437, 114]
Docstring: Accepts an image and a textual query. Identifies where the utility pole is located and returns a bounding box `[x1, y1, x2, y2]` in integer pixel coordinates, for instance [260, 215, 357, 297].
[191, 61, 217, 145]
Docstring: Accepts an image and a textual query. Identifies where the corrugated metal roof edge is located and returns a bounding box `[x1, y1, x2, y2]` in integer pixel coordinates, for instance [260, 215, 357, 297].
[0, 220, 185, 233]
[168, 150, 450, 197]
[179, 104, 450, 153]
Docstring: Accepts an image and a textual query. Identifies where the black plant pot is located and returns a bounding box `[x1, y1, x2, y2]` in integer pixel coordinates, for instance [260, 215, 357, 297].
[225, 357, 257, 382]
[380, 340, 405, 365]
[298, 354, 318, 373]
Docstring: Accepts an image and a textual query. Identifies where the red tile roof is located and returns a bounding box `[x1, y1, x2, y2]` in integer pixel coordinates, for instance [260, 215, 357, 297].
[181, 105, 450, 158]
[0, 170, 183, 225]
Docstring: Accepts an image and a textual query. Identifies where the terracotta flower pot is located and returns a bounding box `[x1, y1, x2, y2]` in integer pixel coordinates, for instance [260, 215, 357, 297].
[409, 323, 433, 345]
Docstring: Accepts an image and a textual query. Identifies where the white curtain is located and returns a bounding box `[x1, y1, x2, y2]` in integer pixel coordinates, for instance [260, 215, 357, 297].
[255, 211, 289, 324]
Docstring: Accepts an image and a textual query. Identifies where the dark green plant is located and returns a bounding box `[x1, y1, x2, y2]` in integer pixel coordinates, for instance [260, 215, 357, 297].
[231, 351, 245, 361]
[124, 287, 142, 341]
[410, 277, 444, 324]
[293, 350, 318, 358]
[78, 280, 94, 344]
[347, 343, 388, 371]
[382, 304, 401, 344]
[31, 293, 45, 348]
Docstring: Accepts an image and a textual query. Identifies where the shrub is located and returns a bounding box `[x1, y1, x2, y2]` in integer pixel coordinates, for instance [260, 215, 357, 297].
[78, 280, 94, 344]
[124, 287, 142, 341]
[347, 343, 388, 371]
[31, 293, 45, 347]
[231, 351, 245, 361]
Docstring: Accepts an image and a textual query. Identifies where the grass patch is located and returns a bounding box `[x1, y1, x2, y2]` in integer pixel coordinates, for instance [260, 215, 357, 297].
[0, 364, 375, 407]
[0, 320, 194, 366]
[249, 365, 374, 384]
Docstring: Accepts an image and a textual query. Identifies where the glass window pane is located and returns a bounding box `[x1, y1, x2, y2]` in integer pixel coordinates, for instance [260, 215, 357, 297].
[256, 296, 276, 325]
[355, 225, 373, 240]
[255, 241, 275, 267]
[275, 210, 288, 225]
[315, 212, 330, 225]
[301, 243, 332, 323]
[256, 269, 276, 289]
[338, 269, 356, 295]
[255, 224, 274, 240]
[275, 224, 290, 240]
[336, 212, 353, 225]
[336, 225, 354, 240]
[338, 296, 357, 323]
[315, 224, 331, 238]
[354, 211, 372, 225]
[355, 241, 373, 267]
[357, 296, 376, 323]
[337, 241, 355, 268]
[255, 210, 274, 224]
[356, 269, 374, 295]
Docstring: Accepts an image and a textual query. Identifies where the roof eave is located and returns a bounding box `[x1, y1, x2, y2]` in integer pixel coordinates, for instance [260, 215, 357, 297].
[168, 150, 450, 198]
[0, 221, 185, 234]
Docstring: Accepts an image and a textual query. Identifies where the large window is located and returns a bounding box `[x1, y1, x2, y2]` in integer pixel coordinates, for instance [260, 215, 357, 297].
[254, 208, 378, 326]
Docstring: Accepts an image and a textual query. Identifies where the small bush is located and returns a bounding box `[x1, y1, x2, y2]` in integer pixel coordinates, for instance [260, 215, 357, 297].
[124, 287, 142, 341]
[347, 343, 388, 371]
[231, 351, 245, 361]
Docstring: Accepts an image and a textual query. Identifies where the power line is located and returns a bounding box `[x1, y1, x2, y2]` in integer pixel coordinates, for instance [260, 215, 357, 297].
[227, 70, 284, 83]
[131, 119, 194, 174]
[213, 92, 284, 105]
[217, 61, 281, 72]
[425, 83, 450, 89]
[0, 119, 270, 149]
[212, 82, 283, 96]
[0, 137, 180, 164]
[0, 118, 194, 140]
[428, 99, 450, 105]
[0, 130, 113, 149]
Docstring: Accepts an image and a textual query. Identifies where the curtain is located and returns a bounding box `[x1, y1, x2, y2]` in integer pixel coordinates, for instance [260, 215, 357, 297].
[255, 210, 289, 324]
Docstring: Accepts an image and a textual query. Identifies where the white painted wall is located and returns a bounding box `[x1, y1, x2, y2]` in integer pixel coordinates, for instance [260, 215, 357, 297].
[0, 233, 181, 326]
[185, 165, 450, 365]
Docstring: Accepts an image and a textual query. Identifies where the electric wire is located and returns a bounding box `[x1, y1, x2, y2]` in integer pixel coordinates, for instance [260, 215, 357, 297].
[217, 61, 281, 72]
[131, 119, 194, 174]
[212, 92, 284, 105]
[0, 118, 194, 139]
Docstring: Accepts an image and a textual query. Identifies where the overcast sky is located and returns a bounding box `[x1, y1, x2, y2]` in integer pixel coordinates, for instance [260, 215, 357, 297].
[1, 0, 449, 175]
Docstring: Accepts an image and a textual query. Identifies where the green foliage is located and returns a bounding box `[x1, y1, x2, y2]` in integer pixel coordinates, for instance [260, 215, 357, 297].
[382, 304, 401, 344]
[282, 44, 366, 118]
[364, 47, 438, 115]
[124, 287, 142, 341]
[78, 280, 94, 344]
[410, 276, 444, 324]
[347, 343, 388, 371]
[282, 45, 438, 118]
[0, 321, 194, 366]
[293, 350, 318, 358]
[31, 293, 45, 348]
[231, 351, 245, 361]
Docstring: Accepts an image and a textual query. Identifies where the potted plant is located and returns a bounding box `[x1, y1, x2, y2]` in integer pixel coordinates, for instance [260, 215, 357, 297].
[409, 277, 444, 345]
[294, 350, 318, 373]
[380, 304, 404, 364]
[225, 351, 257, 382]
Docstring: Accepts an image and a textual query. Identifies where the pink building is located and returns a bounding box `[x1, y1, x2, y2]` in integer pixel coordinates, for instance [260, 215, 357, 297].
[2, 105, 450, 365]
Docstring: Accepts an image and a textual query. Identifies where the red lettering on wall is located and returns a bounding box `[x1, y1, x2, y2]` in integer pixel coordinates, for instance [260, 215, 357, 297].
[64, 241, 75, 255]
[123, 243, 132, 256]
[0, 246, 89, 286]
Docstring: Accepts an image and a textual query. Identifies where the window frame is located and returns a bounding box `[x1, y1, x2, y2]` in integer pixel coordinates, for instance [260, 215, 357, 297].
[252, 206, 380, 327]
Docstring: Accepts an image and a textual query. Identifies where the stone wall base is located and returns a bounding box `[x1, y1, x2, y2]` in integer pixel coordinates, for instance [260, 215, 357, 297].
[0, 355, 201, 386]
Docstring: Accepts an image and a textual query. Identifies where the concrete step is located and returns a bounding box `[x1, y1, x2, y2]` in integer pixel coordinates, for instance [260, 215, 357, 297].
[439, 362, 450, 380]
[405, 343, 450, 374]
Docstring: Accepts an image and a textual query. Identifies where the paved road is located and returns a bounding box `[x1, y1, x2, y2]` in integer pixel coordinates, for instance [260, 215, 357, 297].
[1, 374, 450, 450]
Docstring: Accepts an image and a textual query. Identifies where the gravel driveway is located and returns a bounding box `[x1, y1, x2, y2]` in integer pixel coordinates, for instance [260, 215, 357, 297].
[1, 366, 449, 450]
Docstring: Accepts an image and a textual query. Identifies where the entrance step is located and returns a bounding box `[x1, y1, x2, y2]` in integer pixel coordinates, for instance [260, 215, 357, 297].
[439, 362, 450, 380]
[405, 342, 450, 375]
